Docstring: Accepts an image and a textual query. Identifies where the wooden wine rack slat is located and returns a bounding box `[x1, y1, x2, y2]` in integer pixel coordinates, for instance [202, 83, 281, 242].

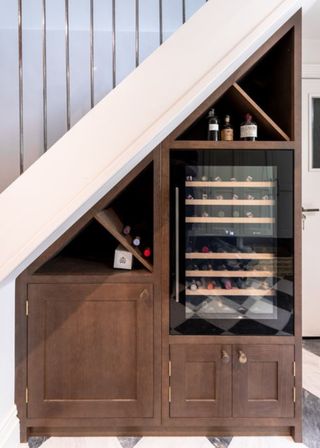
[186, 288, 275, 296]
[185, 181, 276, 188]
[185, 199, 275, 206]
[186, 217, 275, 224]
[185, 252, 276, 259]
[95, 208, 153, 272]
[185, 270, 274, 277]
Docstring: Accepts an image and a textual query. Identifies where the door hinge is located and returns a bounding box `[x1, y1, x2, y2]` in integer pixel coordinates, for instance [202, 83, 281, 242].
[168, 360, 171, 377]
[25, 300, 29, 317]
[293, 386, 296, 403]
[293, 361, 296, 377]
[25, 387, 29, 404]
[168, 385, 172, 403]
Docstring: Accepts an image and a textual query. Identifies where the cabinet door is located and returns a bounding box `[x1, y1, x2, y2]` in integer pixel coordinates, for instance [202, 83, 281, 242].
[169, 344, 232, 418]
[233, 345, 294, 418]
[27, 283, 153, 420]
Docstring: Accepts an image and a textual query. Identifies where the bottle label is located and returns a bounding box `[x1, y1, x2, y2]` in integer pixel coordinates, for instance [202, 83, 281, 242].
[240, 124, 257, 138]
[209, 123, 219, 131]
[221, 128, 234, 141]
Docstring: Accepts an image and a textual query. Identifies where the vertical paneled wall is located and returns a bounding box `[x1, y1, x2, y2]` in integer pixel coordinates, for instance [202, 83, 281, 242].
[0, 0, 206, 192]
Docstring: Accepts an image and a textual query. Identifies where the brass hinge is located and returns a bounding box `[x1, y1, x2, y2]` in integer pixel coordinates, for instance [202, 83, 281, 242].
[293, 386, 296, 403]
[168, 360, 171, 377]
[293, 361, 296, 377]
[25, 300, 29, 317]
[168, 385, 172, 403]
[25, 387, 29, 404]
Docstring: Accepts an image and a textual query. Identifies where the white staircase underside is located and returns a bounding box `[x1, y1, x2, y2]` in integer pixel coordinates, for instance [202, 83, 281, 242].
[0, 0, 301, 284]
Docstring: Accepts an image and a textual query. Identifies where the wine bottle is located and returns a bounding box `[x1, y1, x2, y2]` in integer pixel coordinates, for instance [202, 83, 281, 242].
[207, 108, 219, 141]
[240, 113, 257, 141]
[122, 225, 131, 235]
[143, 247, 151, 258]
[133, 236, 141, 247]
[221, 114, 234, 141]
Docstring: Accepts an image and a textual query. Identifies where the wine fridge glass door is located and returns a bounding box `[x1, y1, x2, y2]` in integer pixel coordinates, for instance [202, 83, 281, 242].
[170, 149, 294, 336]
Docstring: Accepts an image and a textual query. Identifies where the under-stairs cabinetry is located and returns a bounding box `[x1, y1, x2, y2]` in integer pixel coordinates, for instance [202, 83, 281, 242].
[15, 12, 301, 442]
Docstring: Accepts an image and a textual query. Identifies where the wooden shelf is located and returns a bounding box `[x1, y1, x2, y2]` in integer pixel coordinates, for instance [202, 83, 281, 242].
[185, 181, 275, 188]
[95, 208, 153, 272]
[186, 288, 275, 296]
[36, 256, 152, 277]
[185, 199, 275, 206]
[230, 82, 290, 141]
[186, 252, 275, 260]
[171, 140, 294, 149]
[186, 217, 275, 224]
[186, 270, 274, 277]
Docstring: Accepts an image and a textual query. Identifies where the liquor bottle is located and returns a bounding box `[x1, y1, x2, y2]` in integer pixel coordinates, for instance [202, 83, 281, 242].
[207, 108, 219, 141]
[221, 115, 234, 141]
[240, 113, 258, 141]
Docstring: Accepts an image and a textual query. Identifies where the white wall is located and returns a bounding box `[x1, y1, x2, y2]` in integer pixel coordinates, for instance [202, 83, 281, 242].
[0, 282, 20, 448]
[302, 38, 320, 64]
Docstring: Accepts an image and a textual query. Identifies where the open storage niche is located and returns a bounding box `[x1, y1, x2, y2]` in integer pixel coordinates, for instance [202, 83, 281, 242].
[36, 162, 154, 275]
[177, 29, 294, 142]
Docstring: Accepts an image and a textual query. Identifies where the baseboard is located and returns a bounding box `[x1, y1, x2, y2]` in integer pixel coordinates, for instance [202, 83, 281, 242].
[0, 406, 20, 448]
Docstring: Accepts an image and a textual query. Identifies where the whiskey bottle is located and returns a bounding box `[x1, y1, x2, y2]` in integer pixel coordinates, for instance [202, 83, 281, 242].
[240, 113, 258, 141]
[221, 115, 233, 141]
[207, 108, 219, 141]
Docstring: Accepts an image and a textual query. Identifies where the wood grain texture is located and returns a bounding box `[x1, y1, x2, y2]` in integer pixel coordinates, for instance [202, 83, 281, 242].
[233, 345, 295, 418]
[27, 283, 154, 420]
[169, 344, 232, 418]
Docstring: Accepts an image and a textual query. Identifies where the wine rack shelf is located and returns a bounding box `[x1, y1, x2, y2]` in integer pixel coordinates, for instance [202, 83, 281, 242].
[95, 208, 153, 272]
[185, 252, 275, 259]
[186, 288, 275, 296]
[185, 199, 275, 206]
[186, 217, 275, 224]
[185, 181, 276, 188]
[186, 270, 274, 277]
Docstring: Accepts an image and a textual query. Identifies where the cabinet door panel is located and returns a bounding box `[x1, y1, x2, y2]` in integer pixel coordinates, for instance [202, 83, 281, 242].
[233, 345, 294, 418]
[170, 344, 232, 418]
[27, 283, 153, 420]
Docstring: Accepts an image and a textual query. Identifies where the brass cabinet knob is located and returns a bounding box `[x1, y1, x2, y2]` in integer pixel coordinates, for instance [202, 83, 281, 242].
[221, 349, 230, 364]
[238, 350, 248, 364]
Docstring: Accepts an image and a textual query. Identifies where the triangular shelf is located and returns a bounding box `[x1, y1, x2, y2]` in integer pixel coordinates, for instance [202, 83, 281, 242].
[176, 28, 294, 142]
[95, 208, 152, 272]
[32, 160, 154, 275]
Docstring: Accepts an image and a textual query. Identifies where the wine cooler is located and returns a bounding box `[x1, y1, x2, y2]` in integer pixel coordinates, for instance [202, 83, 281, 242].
[170, 149, 294, 335]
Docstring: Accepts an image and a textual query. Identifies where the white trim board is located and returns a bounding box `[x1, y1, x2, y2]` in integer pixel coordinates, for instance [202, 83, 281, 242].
[0, 406, 19, 448]
[0, 0, 301, 286]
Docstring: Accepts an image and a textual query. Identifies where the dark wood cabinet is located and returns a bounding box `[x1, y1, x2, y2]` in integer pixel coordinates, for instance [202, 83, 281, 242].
[233, 345, 295, 418]
[169, 344, 232, 418]
[15, 11, 301, 443]
[27, 283, 154, 420]
[169, 343, 295, 420]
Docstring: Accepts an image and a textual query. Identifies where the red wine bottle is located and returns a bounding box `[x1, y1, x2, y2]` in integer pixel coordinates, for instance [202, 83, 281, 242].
[143, 247, 151, 258]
